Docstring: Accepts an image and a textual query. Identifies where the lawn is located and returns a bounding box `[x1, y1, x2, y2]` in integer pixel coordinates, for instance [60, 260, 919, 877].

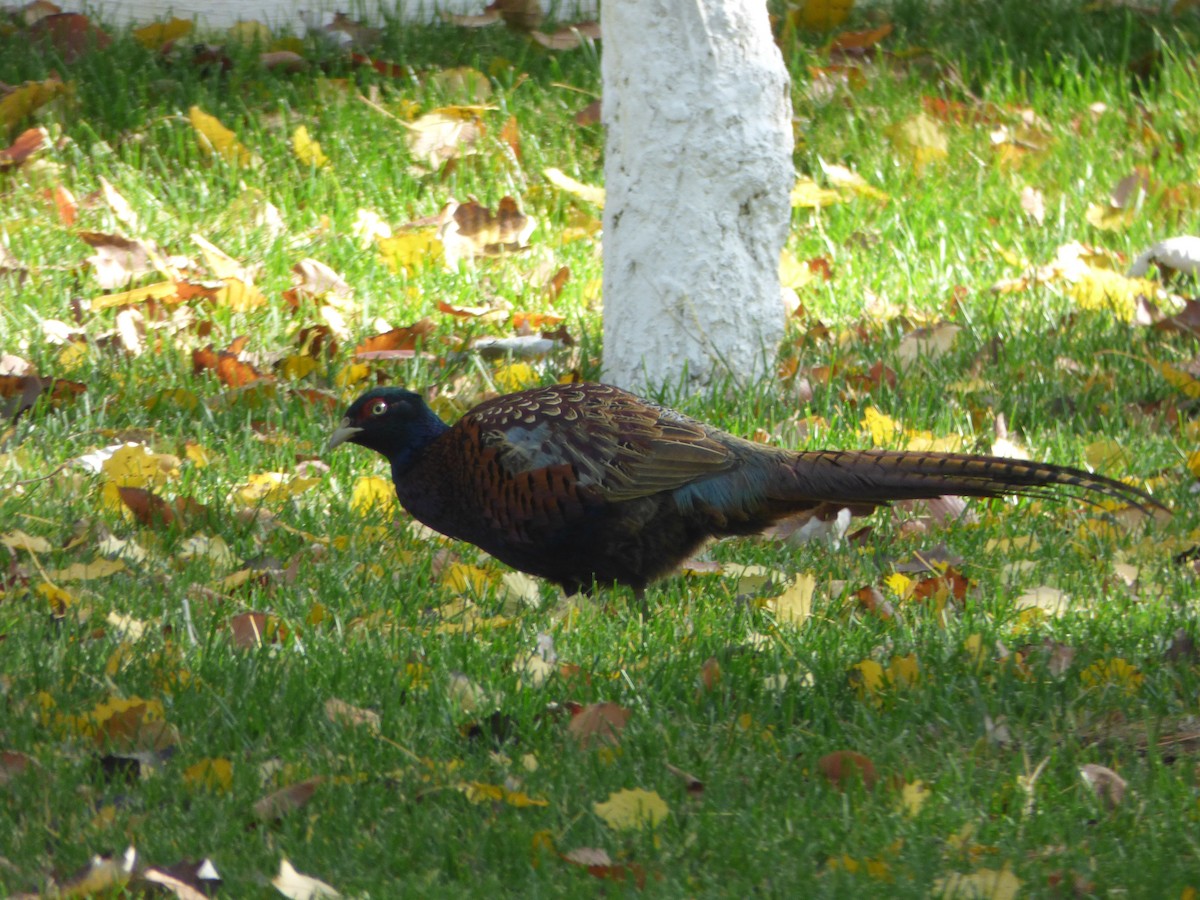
[1, 1, 1199, 896]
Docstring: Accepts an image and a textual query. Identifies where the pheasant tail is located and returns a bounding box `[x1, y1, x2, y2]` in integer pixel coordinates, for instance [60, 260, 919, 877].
[772, 449, 1152, 511]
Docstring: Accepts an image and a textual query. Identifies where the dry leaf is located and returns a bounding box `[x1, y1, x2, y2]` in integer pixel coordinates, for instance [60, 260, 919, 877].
[1079, 763, 1127, 809]
[567, 701, 630, 748]
[271, 859, 341, 899]
[255, 778, 325, 822]
[593, 787, 669, 830]
[817, 750, 878, 789]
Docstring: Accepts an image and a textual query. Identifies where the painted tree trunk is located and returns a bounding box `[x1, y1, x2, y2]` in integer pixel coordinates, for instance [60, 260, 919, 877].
[600, 0, 792, 395]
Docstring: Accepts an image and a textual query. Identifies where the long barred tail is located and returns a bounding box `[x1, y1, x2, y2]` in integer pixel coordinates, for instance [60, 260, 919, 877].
[780, 450, 1164, 513]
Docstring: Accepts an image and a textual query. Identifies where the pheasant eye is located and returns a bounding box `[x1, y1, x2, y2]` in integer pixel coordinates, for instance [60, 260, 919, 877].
[369, 399, 388, 417]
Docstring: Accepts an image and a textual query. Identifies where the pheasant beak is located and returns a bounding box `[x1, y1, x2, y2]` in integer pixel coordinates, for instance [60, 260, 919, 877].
[327, 418, 364, 451]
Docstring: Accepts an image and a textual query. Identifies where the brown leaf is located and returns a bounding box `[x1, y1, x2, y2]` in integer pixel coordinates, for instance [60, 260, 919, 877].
[291, 258, 352, 303]
[446, 196, 534, 253]
[491, 0, 544, 31]
[0, 749, 37, 785]
[354, 318, 435, 358]
[323, 11, 381, 48]
[28, 12, 112, 63]
[698, 656, 722, 693]
[543, 266, 572, 303]
[574, 99, 602, 126]
[78, 231, 160, 290]
[500, 114, 520, 160]
[118, 486, 175, 527]
[0, 126, 49, 168]
[324, 698, 381, 732]
[0, 373, 84, 419]
[253, 777, 325, 822]
[530, 21, 601, 50]
[1079, 763, 1127, 809]
[665, 762, 705, 796]
[560, 847, 647, 888]
[567, 701, 630, 748]
[228, 611, 284, 649]
[95, 703, 179, 752]
[817, 750, 878, 790]
[192, 342, 269, 388]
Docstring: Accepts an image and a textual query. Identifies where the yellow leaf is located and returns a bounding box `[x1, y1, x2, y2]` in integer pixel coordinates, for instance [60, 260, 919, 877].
[0, 79, 68, 130]
[184, 442, 213, 467]
[213, 276, 268, 312]
[463, 782, 548, 807]
[1153, 360, 1200, 399]
[37, 581, 77, 610]
[1014, 586, 1074, 623]
[188, 106, 257, 167]
[963, 633, 987, 667]
[1085, 202, 1136, 231]
[233, 472, 321, 505]
[862, 406, 900, 446]
[543, 167, 606, 207]
[1080, 658, 1143, 694]
[442, 562, 495, 595]
[179, 534, 237, 568]
[933, 864, 1022, 900]
[132, 17, 193, 50]
[795, 0, 855, 30]
[278, 355, 319, 381]
[102, 443, 178, 489]
[0, 530, 53, 553]
[779, 249, 816, 290]
[887, 653, 920, 687]
[184, 758, 233, 792]
[885, 572, 913, 598]
[1083, 438, 1127, 472]
[904, 430, 965, 453]
[593, 788, 670, 831]
[493, 362, 539, 393]
[377, 229, 442, 273]
[898, 780, 930, 817]
[790, 177, 842, 208]
[335, 363, 372, 387]
[44, 558, 127, 582]
[1187, 449, 1200, 478]
[886, 112, 949, 170]
[765, 573, 816, 627]
[1069, 269, 1151, 321]
[57, 340, 89, 372]
[851, 659, 885, 698]
[92, 281, 178, 311]
[350, 475, 396, 515]
[292, 125, 329, 168]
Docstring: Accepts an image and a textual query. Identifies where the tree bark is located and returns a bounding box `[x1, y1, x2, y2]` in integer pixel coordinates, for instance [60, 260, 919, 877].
[601, 0, 793, 394]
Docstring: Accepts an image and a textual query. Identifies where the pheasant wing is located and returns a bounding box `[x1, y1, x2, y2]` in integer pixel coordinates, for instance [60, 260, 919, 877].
[466, 383, 737, 504]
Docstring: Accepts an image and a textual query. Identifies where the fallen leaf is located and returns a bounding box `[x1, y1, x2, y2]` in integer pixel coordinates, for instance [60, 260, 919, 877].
[567, 701, 630, 748]
[933, 864, 1022, 900]
[593, 787, 669, 831]
[271, 858, 340, 899]
[1079, 763, 1126, 809]
[189, 106, 258, 167]
[255, 778, 325, 822]
[817, 750, 878, 789]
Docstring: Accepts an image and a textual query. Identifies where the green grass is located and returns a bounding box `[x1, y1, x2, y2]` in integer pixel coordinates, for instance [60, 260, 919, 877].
[2, 1, 1200, 896]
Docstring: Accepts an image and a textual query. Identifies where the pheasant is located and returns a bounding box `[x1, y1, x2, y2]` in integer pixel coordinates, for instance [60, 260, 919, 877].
[328, 383, 1163, 598]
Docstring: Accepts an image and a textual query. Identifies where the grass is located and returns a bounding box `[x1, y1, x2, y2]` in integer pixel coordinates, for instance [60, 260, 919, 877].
[2, 0, 1200, 896]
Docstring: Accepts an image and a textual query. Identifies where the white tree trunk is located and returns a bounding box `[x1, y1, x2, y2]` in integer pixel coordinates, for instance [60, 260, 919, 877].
[601, 0, 792, 395]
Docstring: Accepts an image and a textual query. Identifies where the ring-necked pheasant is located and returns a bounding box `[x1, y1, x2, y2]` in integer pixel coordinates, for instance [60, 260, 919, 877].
[328, 382, 1163, 598]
